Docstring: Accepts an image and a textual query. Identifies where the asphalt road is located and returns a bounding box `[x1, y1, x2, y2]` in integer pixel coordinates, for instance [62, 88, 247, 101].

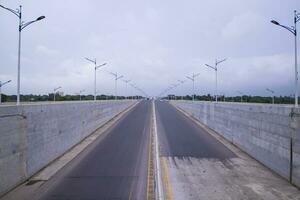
[34, 100, 151, 200]
[155, 100, 235, 159]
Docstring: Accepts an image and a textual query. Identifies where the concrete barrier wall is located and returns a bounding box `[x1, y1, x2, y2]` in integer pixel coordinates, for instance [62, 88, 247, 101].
[170, 100, 300, 187]
[0, 100, 136, 196]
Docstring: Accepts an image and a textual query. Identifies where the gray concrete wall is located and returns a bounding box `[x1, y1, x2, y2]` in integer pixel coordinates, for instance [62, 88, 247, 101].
[0, 100, 136, 196]
[171, 100, 300, 188]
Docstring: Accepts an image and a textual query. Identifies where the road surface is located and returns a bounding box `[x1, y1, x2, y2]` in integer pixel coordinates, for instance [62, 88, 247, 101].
[155, 100, 300, 200]
[33, 100, 151, 200]
[2, 100, 299, 200]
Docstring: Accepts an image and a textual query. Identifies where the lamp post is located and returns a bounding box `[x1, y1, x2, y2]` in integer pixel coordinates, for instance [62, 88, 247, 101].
[79, 89, 85, 101]
[177, 80, 186, 100]
[237, 91, 244, 102]
[130, 83, 136, 100]
[266, 88, 275, 104]
[221, 93, 226, 102]
[53, 86, 61, 102]
[0, 4, 45, 105]
[186, 73, 200, 102]
[171, 83, 179, 100]
[122, 79, 131, 99]
[85, 58, 107, 101]
[0, 80, 12, 103]
[271, 10, 300, 107]
[204, 58, 226, 103]
[110, 72, 123, 100]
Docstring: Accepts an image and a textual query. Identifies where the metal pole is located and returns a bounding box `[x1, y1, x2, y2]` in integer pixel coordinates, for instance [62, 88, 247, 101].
[0, 81, 2, 104]
[94, 62, 97, 101]
[125, 82, 127, 100]
[192, 79, 195, 101]
[115, 77, 117, 100]
[17, 5, 22, 105]
[215, 67, 218, 103]
[54, 92, 56, 102]
[294, 10, 298, 107]
[192, 73, 195, 102]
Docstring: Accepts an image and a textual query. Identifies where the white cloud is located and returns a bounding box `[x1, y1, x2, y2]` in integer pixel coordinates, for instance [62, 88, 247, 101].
[1, 0, 299, 96]
[218, 53, 295, 95]
[221, 12, 265, 40]
[35, 45, 59, 57]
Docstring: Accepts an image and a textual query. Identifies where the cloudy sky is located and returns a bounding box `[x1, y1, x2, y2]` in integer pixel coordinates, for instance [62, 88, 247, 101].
[0, 0, 300, 97]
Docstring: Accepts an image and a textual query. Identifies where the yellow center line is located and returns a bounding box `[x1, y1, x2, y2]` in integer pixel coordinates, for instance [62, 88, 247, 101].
[146, 131, 152, 200]
[162, 157, 173, 200]
[129, 188, 132, 200]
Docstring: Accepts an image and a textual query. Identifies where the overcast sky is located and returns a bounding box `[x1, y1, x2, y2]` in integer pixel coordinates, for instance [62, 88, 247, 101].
[1, 0, 300, 97]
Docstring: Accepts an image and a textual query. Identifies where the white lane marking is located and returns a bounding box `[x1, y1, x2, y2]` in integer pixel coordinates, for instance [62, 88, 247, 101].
[153, 100, 164, 200]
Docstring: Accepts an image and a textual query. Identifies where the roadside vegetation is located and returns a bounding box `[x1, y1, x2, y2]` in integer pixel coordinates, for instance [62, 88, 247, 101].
[165, 94, 296, 104]
[1, 94, 143, 102]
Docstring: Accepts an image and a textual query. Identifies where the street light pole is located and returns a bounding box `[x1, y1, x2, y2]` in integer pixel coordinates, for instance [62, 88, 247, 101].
[177, 80, 186, 100]
[186, 73, 200, 102]
[110, 72, 123, 100]
[204, 58, 226, 103]
[0, 80, 12, 103]
[237, 91, 244, 102]
[79, 89, 85, 101]
[122, 79, 131, 99]
[171, 83, 178, 100]
[130, 83, 136, 100]
[53, 86, 61, 102]
[271, 10, 300, 107]
[0, 4, 45, 105]
[266, 88, 275, 104]
[85, 58, 107, 101]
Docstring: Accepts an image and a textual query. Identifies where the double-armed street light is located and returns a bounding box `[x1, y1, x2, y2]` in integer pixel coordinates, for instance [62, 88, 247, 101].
[130, 83, 137, 100]
[0, 80, 12, 103]
[79, 89, 85, 101]
[85, 58, 107, 101]
[122, 79, 131, 99]
[53, 86, 62, 102]
[237, 91, 244, 102]
[177, 79, 186, 100]
[171, 83, 180, 100]
[186, 73, 200, 102]
[271, 10, 300, 107]
[266, 88, 275, 104]
[129, 83, 148, 100]
[131, 83, 140, 100]
[220, 93, 226, 102]
[0, 4, 45, 105]
[204, 58, 227, 103]
[110, 72, 123, 100]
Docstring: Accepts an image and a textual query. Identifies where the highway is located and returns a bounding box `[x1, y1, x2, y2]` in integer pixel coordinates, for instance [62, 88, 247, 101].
[2, 100, 299, 200]
[33, 100, 151, 200]
[155, 101, 235, 159]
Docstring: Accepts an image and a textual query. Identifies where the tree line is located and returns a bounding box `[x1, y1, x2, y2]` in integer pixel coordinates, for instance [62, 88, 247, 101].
[166, 94, 296, 104]
[1, 94, 143, 102]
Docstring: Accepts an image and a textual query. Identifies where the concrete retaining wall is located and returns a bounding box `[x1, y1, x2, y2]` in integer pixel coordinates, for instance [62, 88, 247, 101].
[0, 100, 136, 196]
[171, 100, 300, 187]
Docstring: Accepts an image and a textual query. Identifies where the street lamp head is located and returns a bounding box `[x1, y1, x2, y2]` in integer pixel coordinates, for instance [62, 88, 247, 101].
[271, 20, 280, 25]
[36, 16, 45, 21]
